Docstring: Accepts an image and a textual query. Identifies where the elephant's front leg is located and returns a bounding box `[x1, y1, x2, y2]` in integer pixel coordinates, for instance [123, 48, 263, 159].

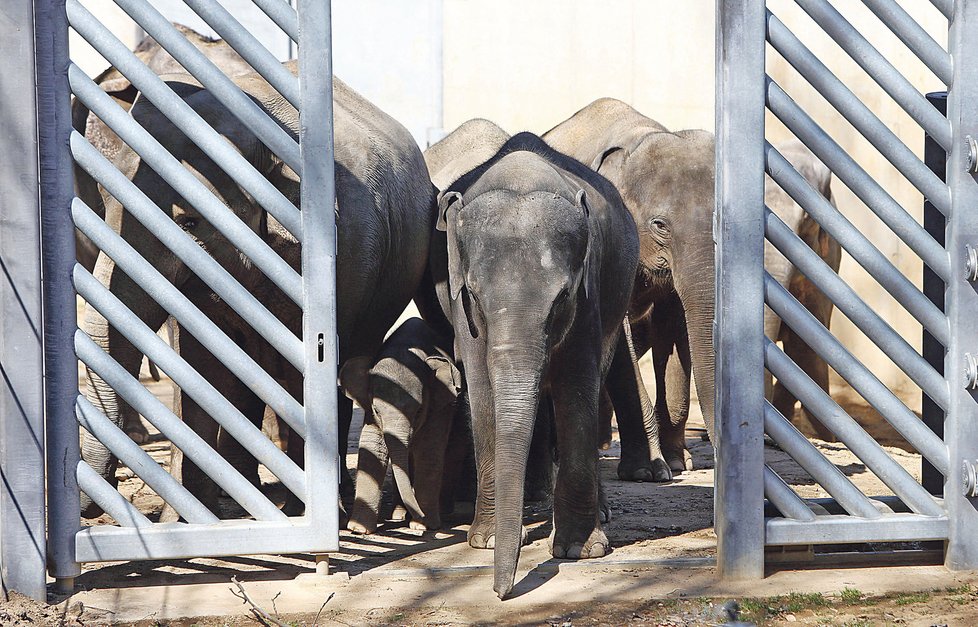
[347, 412, 388, 534]
[642, 297, 693, 473]
[171, 329, 222, 516]
[549, 359, 608, 560]
[409, 411, 454, 531]
[605, 317, 671, 482]
[461, 348, 502, 549]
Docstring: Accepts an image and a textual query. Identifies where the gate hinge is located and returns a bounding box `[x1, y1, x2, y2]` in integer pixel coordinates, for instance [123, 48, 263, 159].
[966, 244, 978, 282]
[965, 353, 978, 389]
[967, 135, 978, 174]
[963, 460, 978, 497]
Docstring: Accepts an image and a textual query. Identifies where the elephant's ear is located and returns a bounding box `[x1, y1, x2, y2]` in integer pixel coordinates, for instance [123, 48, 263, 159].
[425, 355, 462, 397]
[338, 357, 374, 413]
[576, 189, 594, 300]
[437, 191, 465, 300]
[590, 146, 627, 179]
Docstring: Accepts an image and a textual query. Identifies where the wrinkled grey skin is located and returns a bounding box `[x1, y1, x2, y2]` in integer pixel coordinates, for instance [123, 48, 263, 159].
[340, 317, 462, 534]
[436, 132, 639, 598]
[545, 99, 839, 472]
[545, 99, 711, 477]
[72, 25, 254, 273]
[79, 62, 435, 518]
[765, 140, 840, 440]
[420, 120, 565, 502]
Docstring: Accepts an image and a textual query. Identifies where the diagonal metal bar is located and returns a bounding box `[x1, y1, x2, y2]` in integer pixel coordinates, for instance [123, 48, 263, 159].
[765, 338, 945, 517]
[252, 0, 299, 42]
[76, 461, 153, 528]
[72, 202, 305, 433]
[860, 0, 952, 85]
[766, 12, 950, 215]
[931, 0, 952, 20]
[765, 274, 950, 477]
[765, 81, 952, 283]
[766, 145, 949, 345]
[67, 54, 300, 239]
[75, 333, 288, 522]
[73, 393, 220, 525]
[183, 0, 299, 107]
[764, 207, 949, 409]
[67, 0, 301, 172]
[71, 140, 305, 374]
[68, 76, 303, 305]
[764, 402, 881, 519]
[764, 465, 817, 522]
[794, 0, 953, 150]
[74, 268, 307, 504]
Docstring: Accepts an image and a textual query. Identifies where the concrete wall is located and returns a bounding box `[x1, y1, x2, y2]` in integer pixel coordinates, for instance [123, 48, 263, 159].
[71, 0, 947, 397]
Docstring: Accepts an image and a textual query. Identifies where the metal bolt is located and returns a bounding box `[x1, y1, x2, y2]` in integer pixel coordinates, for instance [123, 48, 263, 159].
[967, 245, 978, 282]
[968, 135, 978, 173]
[966, 353, 978, 389]
[964, 460, 978, 497]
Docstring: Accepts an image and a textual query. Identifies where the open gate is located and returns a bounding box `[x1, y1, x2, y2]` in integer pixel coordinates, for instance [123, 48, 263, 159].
[30, 0, 339, 592]
[716, 0, 978, 578]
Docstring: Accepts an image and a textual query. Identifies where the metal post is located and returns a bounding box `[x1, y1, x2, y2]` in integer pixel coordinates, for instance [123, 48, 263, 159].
[945, 2, 978, 570]
[297, 0, 339, 550]
[0, 0, 48, 602]
[922, 91, 947, 497]
[35, 0, 82, 589]
[715, 0, 767, 580]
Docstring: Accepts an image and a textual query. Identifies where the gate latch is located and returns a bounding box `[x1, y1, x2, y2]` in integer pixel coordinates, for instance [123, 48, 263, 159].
[966, 245, 978, 282]
[965, 353, 978, 389]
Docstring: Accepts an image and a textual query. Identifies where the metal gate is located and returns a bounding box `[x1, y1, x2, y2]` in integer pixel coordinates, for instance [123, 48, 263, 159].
[716, 0, 978, 578]
[31, 0, 339, 591]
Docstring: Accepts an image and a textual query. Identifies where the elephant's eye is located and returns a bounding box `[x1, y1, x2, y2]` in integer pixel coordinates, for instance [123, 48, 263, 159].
[648, 218, 668, 232]
[177, 217, 198, 231]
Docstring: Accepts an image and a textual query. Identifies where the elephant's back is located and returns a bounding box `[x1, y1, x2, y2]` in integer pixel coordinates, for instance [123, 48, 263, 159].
[543, 98, 667, 166]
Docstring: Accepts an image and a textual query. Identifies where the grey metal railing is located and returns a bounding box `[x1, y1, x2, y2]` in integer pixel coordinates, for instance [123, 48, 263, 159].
[38, 0, 339, 590]
[717, 0, 977, 579]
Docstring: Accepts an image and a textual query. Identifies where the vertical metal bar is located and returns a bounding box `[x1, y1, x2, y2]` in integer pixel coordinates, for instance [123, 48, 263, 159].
[35, 0, 81, 590]
[715, 0, 766, 580]
[297, 0, 339, 549]
[945, 2, 978, 570]
[923, 91, 947, 497]
[0, 0, 48, 602]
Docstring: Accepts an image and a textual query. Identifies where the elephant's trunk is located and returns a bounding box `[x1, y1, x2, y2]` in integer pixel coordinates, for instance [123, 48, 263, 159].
[674, 250, 716, 440]
[80, 256, 167, 517]
[377, 400, 426, 524]
[487, 332, 545, 599]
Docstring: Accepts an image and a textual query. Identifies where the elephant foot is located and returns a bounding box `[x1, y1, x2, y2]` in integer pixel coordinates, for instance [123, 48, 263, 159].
[549, 525, 609, 559]
[617, 457, 672, 482]
[390, 504, 407, 522]
[347, 519, 375, 535]
[664, 446, 693, 473]
[469, 526, 528, 550]
[125, 419, 150, 445]
[281, 493, 305, 517]
[409, 515, 442, 532]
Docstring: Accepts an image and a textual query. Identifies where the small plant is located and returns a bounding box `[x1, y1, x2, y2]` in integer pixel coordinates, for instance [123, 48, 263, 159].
[840, 587, 863, 603]
[894, 591, 931, 606]
[946, 583, 972, 595]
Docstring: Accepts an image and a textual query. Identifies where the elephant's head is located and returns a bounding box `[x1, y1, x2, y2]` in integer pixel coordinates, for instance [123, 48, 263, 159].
[593, 130, 716, 435]
[79, 75, 297, 516]
[439, 164, 592, 597]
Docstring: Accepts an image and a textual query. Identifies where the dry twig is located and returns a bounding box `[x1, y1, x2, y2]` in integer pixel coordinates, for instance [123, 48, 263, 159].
[313, 591, 335, 625]
[229, 576, 290, 627]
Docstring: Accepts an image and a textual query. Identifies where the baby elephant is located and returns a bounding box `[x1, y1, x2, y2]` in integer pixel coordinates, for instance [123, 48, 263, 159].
[341, 317, 462, 534]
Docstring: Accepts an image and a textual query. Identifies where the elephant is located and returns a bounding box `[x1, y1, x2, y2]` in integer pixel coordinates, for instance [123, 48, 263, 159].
[78, 59, 436, 519]
[72, 24, 254, 274]
[765, 139, 841, 440]
[544, 99, 839, 474]
[435, 132, 639, 598]
[340, 317, 462, 534]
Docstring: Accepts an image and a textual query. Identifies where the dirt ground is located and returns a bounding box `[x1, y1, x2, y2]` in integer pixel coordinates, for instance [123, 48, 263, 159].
[4, 344, 966, 625]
